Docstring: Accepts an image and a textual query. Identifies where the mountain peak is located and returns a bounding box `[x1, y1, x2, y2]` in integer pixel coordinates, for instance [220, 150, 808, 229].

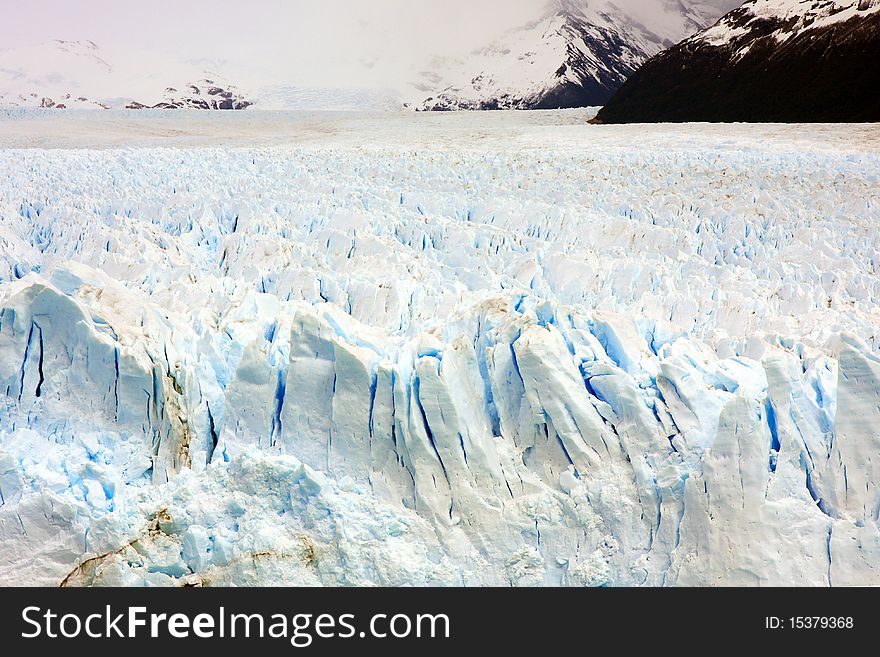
[1, 2, 739, 112]
[411, 0, 732, 110]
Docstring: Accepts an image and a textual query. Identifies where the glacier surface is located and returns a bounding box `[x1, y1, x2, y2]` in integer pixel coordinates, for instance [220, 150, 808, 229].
[0, 110, 879, 586]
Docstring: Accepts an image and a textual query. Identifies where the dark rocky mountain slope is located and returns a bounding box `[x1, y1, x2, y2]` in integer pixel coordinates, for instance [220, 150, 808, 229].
[596, 0, 880, 123]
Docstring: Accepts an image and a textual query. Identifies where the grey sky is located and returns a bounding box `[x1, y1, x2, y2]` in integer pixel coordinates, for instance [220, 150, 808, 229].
[2, 1, 540, 57]
[1, 0, 741, 88]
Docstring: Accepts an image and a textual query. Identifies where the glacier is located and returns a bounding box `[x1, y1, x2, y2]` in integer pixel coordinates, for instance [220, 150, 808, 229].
[0, 110, 879, 586]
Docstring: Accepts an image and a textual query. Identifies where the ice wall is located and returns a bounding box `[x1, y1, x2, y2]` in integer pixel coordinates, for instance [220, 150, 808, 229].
[0, 136, 878, 586]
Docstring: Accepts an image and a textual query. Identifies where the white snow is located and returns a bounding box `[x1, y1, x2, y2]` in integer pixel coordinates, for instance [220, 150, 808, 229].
[0, 40, 254, 110]
[0, 1, 741, 113]
[0, 110, 879, 586]
[697, 0, 880, 47]
[406, 0, 736, 109]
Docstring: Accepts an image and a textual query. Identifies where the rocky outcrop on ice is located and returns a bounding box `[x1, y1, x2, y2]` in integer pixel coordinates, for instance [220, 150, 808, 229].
[596, 0, 880, 123]
[125, 80, 252, 110]
[410, 0, 736, 110]
[1, 128, 879, 586]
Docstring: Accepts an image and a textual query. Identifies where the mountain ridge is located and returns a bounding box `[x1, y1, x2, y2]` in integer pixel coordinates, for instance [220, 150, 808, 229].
[410, 0, 736, 110]
[596, 0, 880, 122]
[1, 2, 738, 111]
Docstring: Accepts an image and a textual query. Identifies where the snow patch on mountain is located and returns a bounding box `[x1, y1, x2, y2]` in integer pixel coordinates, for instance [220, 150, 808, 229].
[699, 0, 880, 48]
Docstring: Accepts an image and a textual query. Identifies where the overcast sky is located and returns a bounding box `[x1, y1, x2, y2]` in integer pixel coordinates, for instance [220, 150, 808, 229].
[2, 1, 539, 58]
[1, 1, 740, 88]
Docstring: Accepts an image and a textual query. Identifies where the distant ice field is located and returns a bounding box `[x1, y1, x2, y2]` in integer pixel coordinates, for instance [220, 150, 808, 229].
[0, 110, 879, 586]
[1, 107, 878, 151]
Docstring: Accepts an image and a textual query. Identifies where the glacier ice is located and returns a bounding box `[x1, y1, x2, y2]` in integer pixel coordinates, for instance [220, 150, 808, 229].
[0, 113, 879, 586]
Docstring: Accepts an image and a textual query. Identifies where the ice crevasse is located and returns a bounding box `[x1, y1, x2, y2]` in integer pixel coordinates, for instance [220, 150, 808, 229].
[0, 144, 879, 586]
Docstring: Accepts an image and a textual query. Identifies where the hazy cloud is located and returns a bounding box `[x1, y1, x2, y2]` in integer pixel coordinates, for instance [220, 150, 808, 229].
[1, 1, 741, 88]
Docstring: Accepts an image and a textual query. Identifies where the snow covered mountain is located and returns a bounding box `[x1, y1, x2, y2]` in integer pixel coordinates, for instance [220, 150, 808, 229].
[410, 0, 737, 110]
[0, 40, 253, 110]
[0, 40, 112, 109]
[596, 0, 880, 122]
[1, 2, 739, 112]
